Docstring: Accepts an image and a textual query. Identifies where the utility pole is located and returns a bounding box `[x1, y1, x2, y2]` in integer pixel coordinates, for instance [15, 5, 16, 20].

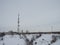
[51, 26, 53, 32]
[17, 13, 20, 33]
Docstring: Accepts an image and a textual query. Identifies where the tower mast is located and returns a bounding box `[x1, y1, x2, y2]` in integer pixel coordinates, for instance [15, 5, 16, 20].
[17, 13, 20, 33]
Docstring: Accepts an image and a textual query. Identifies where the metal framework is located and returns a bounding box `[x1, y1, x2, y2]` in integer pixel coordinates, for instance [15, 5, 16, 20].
[17, 13, 20, 33]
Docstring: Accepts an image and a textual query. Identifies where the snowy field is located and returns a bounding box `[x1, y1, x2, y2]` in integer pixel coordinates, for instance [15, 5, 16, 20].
[0, 34, 60, 45]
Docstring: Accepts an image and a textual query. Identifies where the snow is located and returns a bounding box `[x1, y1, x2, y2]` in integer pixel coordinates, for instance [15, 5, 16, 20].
[0, 35, 26, 45]
[0, 34, 60, 45]
[51, 39, 60, 45]
[33, 34, 52, 45]
[33, 34, 60, 45]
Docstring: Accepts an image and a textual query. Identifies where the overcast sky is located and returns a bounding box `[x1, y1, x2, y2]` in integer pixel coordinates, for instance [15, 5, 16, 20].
[0, 0, 60, 32]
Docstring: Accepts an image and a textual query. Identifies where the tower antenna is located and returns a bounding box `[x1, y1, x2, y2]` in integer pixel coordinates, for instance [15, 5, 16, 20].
[17, 13, 20, 33]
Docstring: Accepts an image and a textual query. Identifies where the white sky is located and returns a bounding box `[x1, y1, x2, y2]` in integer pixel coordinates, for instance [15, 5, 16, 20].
[0, 0, 60, 32]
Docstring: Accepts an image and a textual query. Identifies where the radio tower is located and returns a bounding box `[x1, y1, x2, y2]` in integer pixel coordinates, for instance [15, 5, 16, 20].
[17, 13, 20, 33]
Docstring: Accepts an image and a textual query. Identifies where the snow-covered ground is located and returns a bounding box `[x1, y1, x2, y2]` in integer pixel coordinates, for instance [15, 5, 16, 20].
[0, 34, 60, 45]
[0, 35, 26, 45]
